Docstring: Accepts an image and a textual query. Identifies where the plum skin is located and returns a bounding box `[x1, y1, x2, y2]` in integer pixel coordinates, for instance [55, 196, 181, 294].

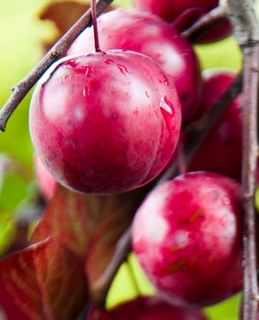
[132, 0, 232, 44]
[132, 171, 243, 307]
[188, 69, 242, 181]
[68, 8, 201, 124]
[29, 50, 181, 194]
[132, 0, 218, 23]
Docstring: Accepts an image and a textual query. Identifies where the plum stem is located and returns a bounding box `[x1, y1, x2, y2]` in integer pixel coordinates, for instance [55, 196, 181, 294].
[91, 0, 101, 52]
[182, 6, 228, 42]
[0, 0, 113, 132]
[226, 0, 259, 319]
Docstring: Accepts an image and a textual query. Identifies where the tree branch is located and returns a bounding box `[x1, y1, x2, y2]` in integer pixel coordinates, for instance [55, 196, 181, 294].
[240, 44, 259, 320]
[0, 0, 113, 132]
[226, 1, 259, 319]
[182, 6, 228, 42]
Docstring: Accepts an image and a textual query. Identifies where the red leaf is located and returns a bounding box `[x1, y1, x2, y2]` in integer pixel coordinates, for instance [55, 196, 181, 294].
[30, 183, 151, 290]
[31, 185, 102, 261]
[85, 189, 148, 288]
[0, 238, 88, 320]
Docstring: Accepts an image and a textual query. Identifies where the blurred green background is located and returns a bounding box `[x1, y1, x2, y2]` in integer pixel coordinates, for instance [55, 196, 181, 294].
[0, 0, 248, 319]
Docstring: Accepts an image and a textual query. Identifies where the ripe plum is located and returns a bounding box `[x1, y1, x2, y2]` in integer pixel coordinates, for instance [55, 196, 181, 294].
[132, 171, 243, 307]
[29, 50, 181, 194]
[68, 8, 201, 123]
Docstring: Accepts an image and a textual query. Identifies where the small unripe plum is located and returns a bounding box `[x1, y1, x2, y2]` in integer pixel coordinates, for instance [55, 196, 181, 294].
[132, 171, 243, 307]
[29, 50, 181, 194]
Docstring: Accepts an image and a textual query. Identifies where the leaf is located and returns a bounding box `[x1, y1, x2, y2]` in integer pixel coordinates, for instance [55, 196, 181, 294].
[40, 1, 91, 35]
[30, 183, 152, 290]
[39, 0, 116, 52]
[30, 185, 101, 261]
[0, 237, 88, 320]
[84, 189, 148, 288]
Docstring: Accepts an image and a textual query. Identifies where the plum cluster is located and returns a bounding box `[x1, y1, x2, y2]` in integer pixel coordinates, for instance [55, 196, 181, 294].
[30, 0, 245, 318]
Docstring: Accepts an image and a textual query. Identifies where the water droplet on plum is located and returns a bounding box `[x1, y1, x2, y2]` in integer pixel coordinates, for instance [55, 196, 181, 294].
[117, 64, 129, 75]
[65, 59, 78, 68]
[105, 59, 115, 65]
[159, 73, 169, 85]
[83, 86, 90, 97]
[85, 66, 94, 77]
[159, 96, 176, 133]
[160, 96, 174, 115]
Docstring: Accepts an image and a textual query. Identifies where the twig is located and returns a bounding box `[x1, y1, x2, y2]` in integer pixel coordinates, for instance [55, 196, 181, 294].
[0, 0, 113, 132]
[158, 72, 243, 184]
[91, 227, 132, 308]
[225, 0, 259, 319]
[182, 6, 228, 42]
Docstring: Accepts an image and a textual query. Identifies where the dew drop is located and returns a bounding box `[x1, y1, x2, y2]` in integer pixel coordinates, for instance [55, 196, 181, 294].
[160, 96, 175, 133]
[83, 86, 90, 97]
[160, 96, 174, 115]
[66, 59, 78, 68]
[117, 64, 129, 76]
[159, 73, 169, 85]
[105, 59, 115, 65]
[85, 66, 94, 77]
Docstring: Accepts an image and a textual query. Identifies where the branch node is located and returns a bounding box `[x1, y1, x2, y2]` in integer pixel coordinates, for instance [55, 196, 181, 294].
[242, 193, 255, 202]
[226, 0, 259, 45]
[51, 50, 61, 58]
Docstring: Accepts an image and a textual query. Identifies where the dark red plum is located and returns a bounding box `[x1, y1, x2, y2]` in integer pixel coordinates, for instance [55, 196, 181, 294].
[132, 0, 218, 22]
[68, 8, 201, 124]
[29, 50, 181, 194]
[188, 69, 242, 181]
[172, 7, 232, 43]
[132, 0, 232, 43]
[87, 295, 208, 319]
[132, 171, 243, 307]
